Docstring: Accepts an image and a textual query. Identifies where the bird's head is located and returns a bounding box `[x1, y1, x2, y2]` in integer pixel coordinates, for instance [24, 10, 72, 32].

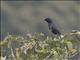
[44, 18, 52, 23]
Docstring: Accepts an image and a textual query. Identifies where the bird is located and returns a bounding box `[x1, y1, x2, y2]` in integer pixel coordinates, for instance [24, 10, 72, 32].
[44, 18, 61, 36]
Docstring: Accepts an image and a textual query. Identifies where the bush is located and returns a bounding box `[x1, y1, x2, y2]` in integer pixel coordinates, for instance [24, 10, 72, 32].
[0, 31, 80, 60]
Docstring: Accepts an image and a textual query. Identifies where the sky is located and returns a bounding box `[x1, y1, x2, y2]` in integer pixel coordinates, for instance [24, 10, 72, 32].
[1, 1, 80, 39]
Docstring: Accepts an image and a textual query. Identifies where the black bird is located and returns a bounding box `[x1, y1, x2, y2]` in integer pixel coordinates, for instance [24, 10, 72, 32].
[44, 18, 61, 36]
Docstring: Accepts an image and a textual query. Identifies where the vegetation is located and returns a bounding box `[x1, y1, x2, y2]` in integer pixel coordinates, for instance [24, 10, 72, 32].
[0, 31, 80, 60]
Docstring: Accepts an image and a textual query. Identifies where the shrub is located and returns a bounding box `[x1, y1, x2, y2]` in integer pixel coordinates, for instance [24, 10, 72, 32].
[0, 31, 80, 60]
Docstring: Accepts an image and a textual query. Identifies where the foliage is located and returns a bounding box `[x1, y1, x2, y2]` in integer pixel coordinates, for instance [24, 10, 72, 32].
[0, 31, 80, 60]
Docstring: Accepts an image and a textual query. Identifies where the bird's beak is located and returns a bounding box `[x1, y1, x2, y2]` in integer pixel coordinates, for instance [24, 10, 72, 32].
[44, 19, 46, 22]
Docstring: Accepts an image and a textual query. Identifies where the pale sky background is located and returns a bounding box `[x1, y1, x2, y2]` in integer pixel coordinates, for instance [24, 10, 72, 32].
[1, 1, 80, 38]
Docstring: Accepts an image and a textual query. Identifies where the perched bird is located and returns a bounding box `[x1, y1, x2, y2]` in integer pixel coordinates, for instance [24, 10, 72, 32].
[44, 18, 61, 36]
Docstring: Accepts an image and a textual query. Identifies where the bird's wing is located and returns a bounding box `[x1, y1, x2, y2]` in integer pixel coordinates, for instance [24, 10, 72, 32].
[51, 26, 61, 35]
[48, 23, 56, 29]
[51, 23, 56, 29]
